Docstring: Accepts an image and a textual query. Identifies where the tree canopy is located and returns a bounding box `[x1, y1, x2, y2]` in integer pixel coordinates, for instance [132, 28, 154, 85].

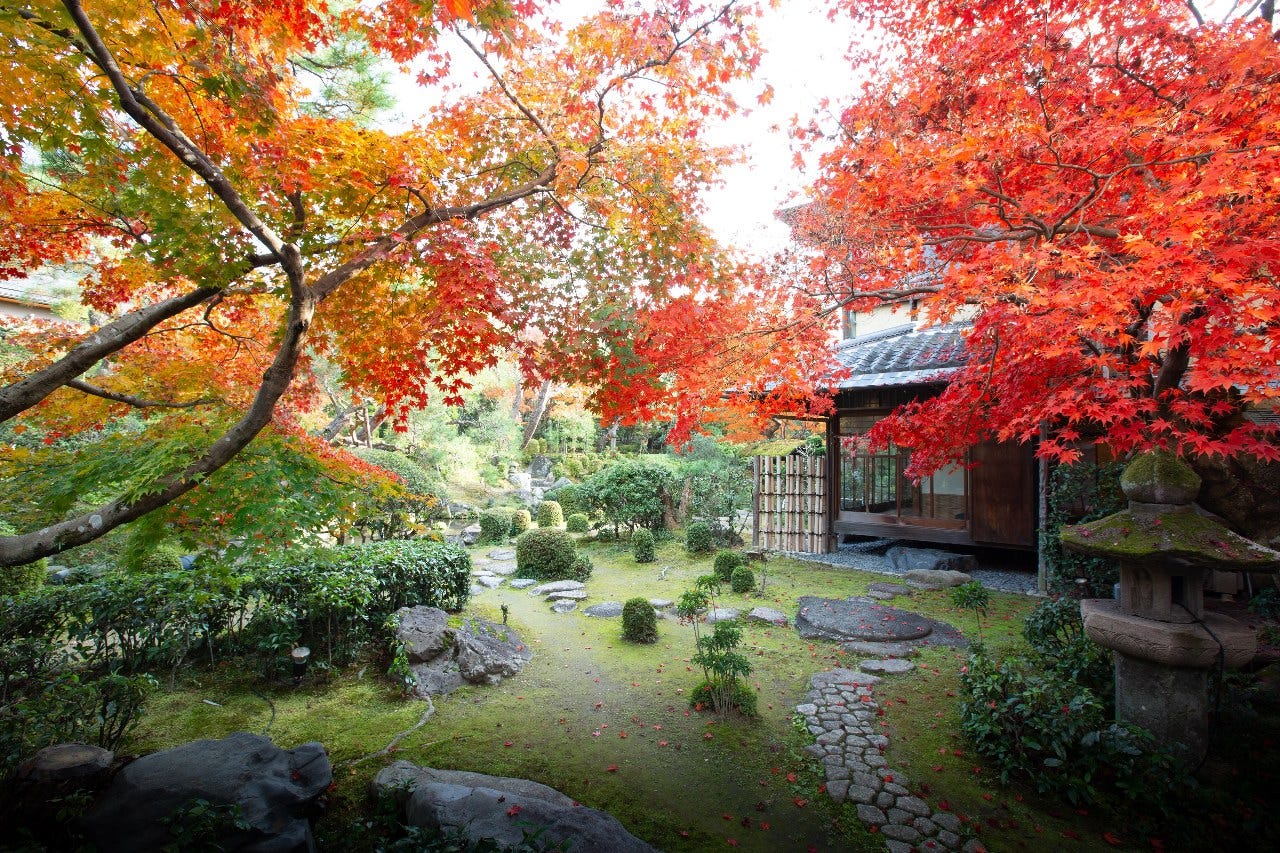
[791, 0, 1280, 474]
[0, 0, 765, 566]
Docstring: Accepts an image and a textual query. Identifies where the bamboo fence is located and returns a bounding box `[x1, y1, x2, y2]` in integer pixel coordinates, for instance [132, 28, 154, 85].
[752, 453, 830, 553]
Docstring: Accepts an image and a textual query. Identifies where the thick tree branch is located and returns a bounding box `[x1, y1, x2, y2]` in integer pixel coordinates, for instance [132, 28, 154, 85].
[66, 378, 216, 409]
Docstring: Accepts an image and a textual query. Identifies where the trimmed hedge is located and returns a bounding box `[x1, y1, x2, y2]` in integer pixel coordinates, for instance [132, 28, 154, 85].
[478, 509, 515, 544]
[632, 529, 656, 563]
[509, 509, 532, 536]
[515, 528, 579, 581]
[536, 500, 564, 528]
[622, 597, 658, 643]
[730, 565, 755, 594]
[685, 521, 714, 554]
[565, 512, 590, 533]
[713, 551, 745, 582]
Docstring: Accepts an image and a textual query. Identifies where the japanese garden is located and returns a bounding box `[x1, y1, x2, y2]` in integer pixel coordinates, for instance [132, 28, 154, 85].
[2, 1, 1279, 852]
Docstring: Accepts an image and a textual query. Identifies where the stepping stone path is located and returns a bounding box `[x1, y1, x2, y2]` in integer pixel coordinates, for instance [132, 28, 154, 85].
[796, 667, 972, 853]
[509, 579, 537, 589]
[546, 590, 587, 601]
[473, 575, 503, 589]
[867, 581, 913, 602]
[648, 598, 674, 610]
[795, 596, 968, 649]
[551, 600, 578, 613]
[487, 549, 517, 560]
[841, 640, 918, 659]
[529, 580, 585, 596]
[860, 658, 915, 675]
[583, 601, 623, 618]
[747, 606, 790, 626]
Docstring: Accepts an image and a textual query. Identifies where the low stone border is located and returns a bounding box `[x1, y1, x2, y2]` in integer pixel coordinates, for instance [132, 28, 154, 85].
[797, 667, 983, 853]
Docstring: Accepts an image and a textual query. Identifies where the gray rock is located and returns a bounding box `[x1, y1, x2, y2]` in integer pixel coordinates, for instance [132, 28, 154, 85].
[372, 761, 656, 853]
[885, 842, 915, 853]
[809, 667, 880, 691]
[887, 546, 978, 576]
[868, 581, 913, 597]
[747, 606, 789, 625]
[856, 804, 887, 826]
[841, 640, 919, 659]
[826, 779, 849, 801]
[913, 816, 938, 836]
[18, 743, 113, 784]
[795, 703, 818, 716]
[486, 560, 518, 576]
[867, 590, 897, 600]
[648, 598, 674, 610]
[705, 607, 740, 623]
[453, 620, 533, 685]
[509, 579, 537, 589]
[795, 596, 934, 642]
[84, 732, 330, 853]
[474, 575, 503, 589]
[528, 455, 555, 481]
[461, 524, 481, 546]
[847, 785, 877, 804]
[932, 812, 962, 833]
[551, 600, 578, 613]
[583, 601, 624, 618]
[896, 796, 931, 817]
[545, 590, 588, 601]
[529, 580, 585, 596]
[395, 606, 453, 663]
[904, 568, 974, 589]
[881, 824, 922, 844]
[487, 548, 517, 561]
[938, 829, 962, 848]
[860, 658, 916, 675]
[410, 663, 464, 696]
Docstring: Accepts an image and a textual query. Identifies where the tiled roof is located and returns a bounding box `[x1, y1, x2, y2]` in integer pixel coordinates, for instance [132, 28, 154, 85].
[833, 324, 968, 388]
[0, 282, 57, 307]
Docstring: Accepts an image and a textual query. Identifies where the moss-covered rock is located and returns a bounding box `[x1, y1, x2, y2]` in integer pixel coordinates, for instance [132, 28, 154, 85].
[1120, 450, 1201, 505]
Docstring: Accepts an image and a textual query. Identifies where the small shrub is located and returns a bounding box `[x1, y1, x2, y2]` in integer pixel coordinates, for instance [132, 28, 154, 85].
[729, 565, 755, 594]
[536, 500, 564, 528]
[685, 521, 714, 554]
[515, 528, 578, 581]
[595, 527, 616, 543]
[565, 512, 589, 533]
[689, 679, 758, 717]
[132, 543, 186, 574]
[713, 551, 744, 582]
[0, 520, 46, 597]
[570, 554, 593, 582]
[621, 597, 658, 643]
[552, 484, 582, 515]
[632, 529, 656, 563]
[509, 509, 532, 536]
[478, 509, 514, 544]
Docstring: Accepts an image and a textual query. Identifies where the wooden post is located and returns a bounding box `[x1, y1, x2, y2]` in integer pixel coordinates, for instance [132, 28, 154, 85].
[752, 456, 761, 548]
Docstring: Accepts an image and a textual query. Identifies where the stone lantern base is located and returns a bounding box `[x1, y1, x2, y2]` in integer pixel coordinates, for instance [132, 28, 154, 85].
[1113, 655, 1209, 763]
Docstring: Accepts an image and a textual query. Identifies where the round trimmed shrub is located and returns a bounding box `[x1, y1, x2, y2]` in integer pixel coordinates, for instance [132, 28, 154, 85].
[516, 528, 578, 580]
[571, 554, 594, 582]
[565, 512, 590, 533]
[713, 550, 745, 582]
[0, 521, 46, 597]
[632, 529, 656, 563]
[595, 527, 616, 543]
[479, 509, 515, 544]
[685, 521, 714, 554]
[730, 565, 755, 594]
[622, 597, 658, 644]
[553, 484, 582, 516]
[134, 544, 186, 574]
[509, 509, 532, 536]
[536, 500, 564, 528]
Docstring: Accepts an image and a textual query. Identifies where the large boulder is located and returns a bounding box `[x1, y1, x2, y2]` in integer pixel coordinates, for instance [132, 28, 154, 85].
[373, 761, 656, 853]
[18, 743, 113, 784]
[394, 607, 532, 697]
[83, 732, 330, 853]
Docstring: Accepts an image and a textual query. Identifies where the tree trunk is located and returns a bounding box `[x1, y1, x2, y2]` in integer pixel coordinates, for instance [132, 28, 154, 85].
[520, 379, 553, 450]
[596, 418, 619, 452]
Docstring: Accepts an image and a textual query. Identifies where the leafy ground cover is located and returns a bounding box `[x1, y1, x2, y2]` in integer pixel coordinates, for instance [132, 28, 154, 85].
[125, 538, 1274, 851]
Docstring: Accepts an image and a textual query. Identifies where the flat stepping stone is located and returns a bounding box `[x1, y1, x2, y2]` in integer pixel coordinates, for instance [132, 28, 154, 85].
[841, 640, 919, 659]
[904, 569, 973, 589]
[546, 590, 588, 601]
[648, 598, 674, 610]
[795, 596, 935, 643]
[860, 658, 916, 675]
[487, 548, 517, 560]
[474, 575, 503, 589]
[705, 607, 740, 623]
[551, 600, 578, 613]
[809, 667, 879, 690]
[583, 601, 624, 618]
[867, 582, 912, 597]
[470, 584, 484, 596]
[509, 579, 537, 589]
[529, 580, 585, 596]
[867, 591, 896, 601]
[747, 606, 789, 626]
[486, 560, 518, 576]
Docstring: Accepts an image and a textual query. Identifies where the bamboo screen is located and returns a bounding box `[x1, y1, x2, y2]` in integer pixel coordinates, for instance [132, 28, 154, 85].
[753, 453, 830, 554]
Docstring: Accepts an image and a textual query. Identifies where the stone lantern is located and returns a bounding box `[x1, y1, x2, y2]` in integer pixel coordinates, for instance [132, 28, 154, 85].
[1060, 450, 1280, 762]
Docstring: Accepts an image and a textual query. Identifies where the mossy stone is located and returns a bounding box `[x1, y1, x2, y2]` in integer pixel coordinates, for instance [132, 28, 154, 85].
[1060, 506, 1280, 572]
[1120, 450, 1201, 505]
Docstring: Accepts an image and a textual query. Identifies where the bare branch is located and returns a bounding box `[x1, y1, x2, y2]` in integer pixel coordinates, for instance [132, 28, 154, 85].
[66, 378, 216, 409]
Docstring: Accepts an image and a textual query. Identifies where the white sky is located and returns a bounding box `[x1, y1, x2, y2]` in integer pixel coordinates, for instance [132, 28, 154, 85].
[385, 1, 859, 259]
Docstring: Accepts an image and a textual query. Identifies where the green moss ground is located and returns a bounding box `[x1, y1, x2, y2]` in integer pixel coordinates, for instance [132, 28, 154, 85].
[126, 539, 1131, 851]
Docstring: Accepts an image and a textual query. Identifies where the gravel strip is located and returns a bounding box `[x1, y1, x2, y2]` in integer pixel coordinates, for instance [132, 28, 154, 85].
[786, 545, 1039, 595]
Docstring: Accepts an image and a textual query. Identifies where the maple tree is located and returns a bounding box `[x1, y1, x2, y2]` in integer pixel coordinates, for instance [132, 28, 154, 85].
[0, 0, 766, 567]
[789, 0, 1280, 475]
